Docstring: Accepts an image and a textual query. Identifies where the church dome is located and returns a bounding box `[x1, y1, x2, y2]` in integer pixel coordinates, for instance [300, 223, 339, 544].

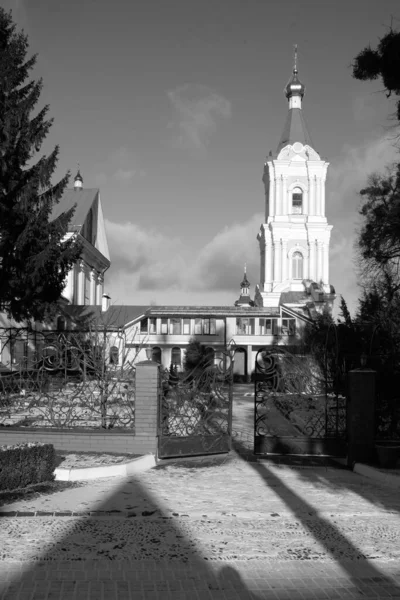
[284, 68, 306, 100]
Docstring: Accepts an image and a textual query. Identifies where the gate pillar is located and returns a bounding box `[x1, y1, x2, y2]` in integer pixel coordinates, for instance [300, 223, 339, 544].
[346, 369, 376, 467]
[135, 360, 160, 454]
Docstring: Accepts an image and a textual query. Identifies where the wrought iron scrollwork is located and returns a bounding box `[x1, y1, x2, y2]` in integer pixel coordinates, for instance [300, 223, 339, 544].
[254, 346, 346, 444]
[158, 349, 233, 457]
[0, 328, 135, 430]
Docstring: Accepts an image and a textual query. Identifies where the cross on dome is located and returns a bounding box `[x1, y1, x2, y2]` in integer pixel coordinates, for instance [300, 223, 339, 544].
[284, 44, 306, 101]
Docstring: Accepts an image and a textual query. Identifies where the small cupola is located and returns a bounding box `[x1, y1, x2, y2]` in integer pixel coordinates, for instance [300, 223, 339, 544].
[235, 265, 254, 307]
[284, 45, 306, 109]
[74, 166, 83, 191]
[240, 266, 250, 296]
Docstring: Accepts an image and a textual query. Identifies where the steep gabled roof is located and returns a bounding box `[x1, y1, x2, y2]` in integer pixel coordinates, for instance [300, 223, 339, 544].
[51, 189, 99, 232]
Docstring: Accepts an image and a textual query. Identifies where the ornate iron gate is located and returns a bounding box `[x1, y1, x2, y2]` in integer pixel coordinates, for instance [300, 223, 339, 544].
[254, 347, 347, 456]
[158, 350, 233, 458]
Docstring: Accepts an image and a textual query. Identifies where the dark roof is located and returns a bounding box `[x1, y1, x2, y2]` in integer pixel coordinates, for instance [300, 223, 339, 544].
[62, 305, 150, 329]
[145, 305, 279, 317]
[51, 188, 99, 232]
[277, 108, 313, 153]
[240, 273, 250, 288]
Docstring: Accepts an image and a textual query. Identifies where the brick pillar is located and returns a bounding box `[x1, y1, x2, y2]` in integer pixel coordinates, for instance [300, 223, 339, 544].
[346, 369, 376, 467]
[134, 360, 160, 454]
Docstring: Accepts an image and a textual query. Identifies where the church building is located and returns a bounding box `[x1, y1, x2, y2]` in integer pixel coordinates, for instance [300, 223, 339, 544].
[0, 53, 336, 382]
[67, 54, 336, 381]
[255, 50, 335, 312]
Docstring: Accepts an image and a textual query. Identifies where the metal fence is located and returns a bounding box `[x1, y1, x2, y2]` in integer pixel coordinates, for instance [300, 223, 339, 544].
[0, 328, 136, 430]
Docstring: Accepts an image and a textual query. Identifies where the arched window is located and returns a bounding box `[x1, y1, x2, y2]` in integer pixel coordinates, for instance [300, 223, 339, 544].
[292, 251, 303, 279]
[292, 187, 303, 214]
[109, 346, 119, 365]
[57, 316, 66, 331]
[152, 346, 162, 364]
[171, 347, 181, 366]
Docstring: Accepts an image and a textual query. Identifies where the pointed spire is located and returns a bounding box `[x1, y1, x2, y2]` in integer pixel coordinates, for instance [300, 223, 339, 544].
[74, 163, 83, 191]
[240, 264, 250, 290]
[284, 44, 306, 105]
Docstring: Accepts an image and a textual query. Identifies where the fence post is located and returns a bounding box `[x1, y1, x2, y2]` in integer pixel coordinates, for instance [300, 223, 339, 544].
[346, 369, 376, 467]
[134, 360, 160, 455]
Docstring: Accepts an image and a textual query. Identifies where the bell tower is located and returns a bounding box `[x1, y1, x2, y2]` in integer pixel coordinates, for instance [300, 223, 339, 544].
[254, 47, 335, 311]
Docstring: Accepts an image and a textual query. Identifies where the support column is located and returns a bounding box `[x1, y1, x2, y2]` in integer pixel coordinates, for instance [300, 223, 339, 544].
[246, 345, 252, 384]
[316, 178, 321, 215]
[77, 261, 85, 305]
[317, 241, 323, 282]
[308, 239, 315, 281]
[309, 176, 315, 215]
[134, 361, 159, 455]
[64, 269, 74, 303]
[265, 242, 272, 291]
[269, 177, 275, 217]
[96, 274, 104, 305]
[303, 187, 309, 215]
[273, 240, 281, 283]
[321, 178, 326, 217]
[275, 176, 282, 216]
[346, 369, 376, 466]
[322, 243, 329, 285]
[281, 240, 288, 282]
[282, 177, 288, 215]
[90, 269, 97, 305]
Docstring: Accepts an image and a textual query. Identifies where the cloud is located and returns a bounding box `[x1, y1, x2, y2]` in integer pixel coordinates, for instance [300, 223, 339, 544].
[167, 84, 232, 150]
[104, 131, 400, 315]
[92, 147, 145, 185]
[104, 214, 263, 305]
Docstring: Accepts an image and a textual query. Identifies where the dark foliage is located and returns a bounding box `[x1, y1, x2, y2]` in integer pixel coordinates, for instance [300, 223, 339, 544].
[0, 8, 82, 322]
[353, 28, 400, 120]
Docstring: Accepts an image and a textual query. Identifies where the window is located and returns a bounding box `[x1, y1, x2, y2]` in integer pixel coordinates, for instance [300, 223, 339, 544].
[152, 346, 162, 364]
[171, 347, 181, 366]
[140, 318, 148, 334]
[183, 319, 190, 335]
[161, 319, 168, 334]
[292, 251, 303, 279]
[281, 318, 296, 336]
[236, 318, 255, 335]
[292, 187, 303, 214]
[194, 318, 202, 335]
[109, 346, 119, 365]
[202, 318, 216, 335]
[149, 318, 156, 334]
[259, 318, 279, 335]
[169, 318, 181, 335]
[57, 316, 66, 331]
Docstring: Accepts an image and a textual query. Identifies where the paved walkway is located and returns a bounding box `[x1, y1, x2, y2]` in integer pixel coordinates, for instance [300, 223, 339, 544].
[1, 448, 400, 599]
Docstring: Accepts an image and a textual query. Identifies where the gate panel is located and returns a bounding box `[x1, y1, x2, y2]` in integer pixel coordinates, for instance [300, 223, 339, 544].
[158, 350, 233, 458]
[254, 347, 347, 456]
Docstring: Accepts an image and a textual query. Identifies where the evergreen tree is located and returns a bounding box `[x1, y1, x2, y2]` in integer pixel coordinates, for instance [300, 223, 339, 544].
[0, 8, 82, 323]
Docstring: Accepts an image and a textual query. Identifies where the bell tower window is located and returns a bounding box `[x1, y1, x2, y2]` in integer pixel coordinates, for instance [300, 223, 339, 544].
[292, 251, 303, 279]
[292, 187, 303, 214]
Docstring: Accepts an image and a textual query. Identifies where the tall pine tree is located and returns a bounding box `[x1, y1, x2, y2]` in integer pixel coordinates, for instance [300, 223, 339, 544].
[0, 8, 82, 323]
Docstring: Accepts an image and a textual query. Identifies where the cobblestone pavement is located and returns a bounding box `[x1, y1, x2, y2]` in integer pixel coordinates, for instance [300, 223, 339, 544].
[1, 451, 400, 599]
[1, 387, 400, 598]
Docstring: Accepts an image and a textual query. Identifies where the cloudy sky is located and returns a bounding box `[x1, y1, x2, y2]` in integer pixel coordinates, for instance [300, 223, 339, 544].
[5, 0, 400, 316]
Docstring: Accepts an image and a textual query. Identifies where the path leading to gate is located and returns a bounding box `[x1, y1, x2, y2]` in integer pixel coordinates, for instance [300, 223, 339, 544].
[1, 384, 400, 599]
[1, 449, 400, 598]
